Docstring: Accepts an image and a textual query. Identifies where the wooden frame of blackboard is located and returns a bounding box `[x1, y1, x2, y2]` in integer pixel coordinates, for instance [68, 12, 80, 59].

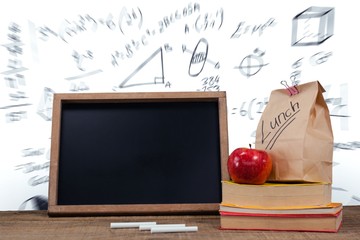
[48, 91, 229, 216]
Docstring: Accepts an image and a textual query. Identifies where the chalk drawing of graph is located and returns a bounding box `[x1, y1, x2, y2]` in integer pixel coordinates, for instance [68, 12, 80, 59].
[118, 47, 165, 88]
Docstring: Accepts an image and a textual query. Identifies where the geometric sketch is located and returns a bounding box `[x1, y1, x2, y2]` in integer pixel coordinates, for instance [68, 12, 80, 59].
[234, 48, 269, 77]
[37, 87, 54, 121]
[183, 38, 220, 77]
[118, 47, 165, 88]
[187, 38, 207, 77]
[292, 6, 335, 46]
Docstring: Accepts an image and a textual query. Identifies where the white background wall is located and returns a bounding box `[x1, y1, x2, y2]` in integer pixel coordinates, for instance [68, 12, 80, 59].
[0, 0, 359, 210]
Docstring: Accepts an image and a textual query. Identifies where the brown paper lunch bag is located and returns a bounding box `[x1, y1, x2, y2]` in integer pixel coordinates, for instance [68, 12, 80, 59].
[255, 81, 333, 183]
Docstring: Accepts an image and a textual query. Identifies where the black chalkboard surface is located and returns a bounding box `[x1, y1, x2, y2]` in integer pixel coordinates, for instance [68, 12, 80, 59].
[48, 92, 229, 216]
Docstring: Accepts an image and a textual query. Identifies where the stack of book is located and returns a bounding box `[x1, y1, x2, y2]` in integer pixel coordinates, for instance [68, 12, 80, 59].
[220, 181, 343, 232]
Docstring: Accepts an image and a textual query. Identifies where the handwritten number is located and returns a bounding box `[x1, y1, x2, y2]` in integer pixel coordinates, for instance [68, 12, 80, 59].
[239, 102, 248, 117]
[200, 76, 220, 91]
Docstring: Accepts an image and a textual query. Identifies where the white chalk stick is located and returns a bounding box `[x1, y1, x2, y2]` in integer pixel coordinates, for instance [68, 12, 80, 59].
[110, 221, 156, 229]
[151, 226, 198, 233]
[139, 224, 186, 231]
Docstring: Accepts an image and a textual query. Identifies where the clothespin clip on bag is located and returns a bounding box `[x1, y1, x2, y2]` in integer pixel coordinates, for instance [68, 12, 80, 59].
[280, 80, 299, 96]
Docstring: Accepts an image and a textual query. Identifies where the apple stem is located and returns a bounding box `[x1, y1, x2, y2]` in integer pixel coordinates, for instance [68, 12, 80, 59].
[249, 144, 252, 149]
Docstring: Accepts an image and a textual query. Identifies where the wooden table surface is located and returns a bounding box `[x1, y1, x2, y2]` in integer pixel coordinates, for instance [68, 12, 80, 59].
[1, 206, 359, 240]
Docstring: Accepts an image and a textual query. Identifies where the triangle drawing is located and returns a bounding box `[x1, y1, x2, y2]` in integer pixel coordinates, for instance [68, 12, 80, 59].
[119, 47, 165, 88]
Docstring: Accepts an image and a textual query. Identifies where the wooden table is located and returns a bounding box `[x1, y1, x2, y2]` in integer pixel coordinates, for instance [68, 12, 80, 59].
[1, 206, 359, 239]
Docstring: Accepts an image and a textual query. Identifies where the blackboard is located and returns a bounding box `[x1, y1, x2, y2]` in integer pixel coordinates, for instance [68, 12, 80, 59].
[48, 91, 229, 216]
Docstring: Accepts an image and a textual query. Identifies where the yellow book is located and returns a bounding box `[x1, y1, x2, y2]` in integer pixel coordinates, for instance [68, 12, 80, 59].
[221, 180, 332, 209]
[220, 203, 343, 232]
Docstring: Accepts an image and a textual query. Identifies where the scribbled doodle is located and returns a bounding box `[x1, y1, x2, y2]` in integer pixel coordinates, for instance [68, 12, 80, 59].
[36, 25, 59, 41]
[194, 8, 224, 32]
[231, 97, 269, 120]
[310, 51, 333, 65]
[27, 4, 201, 70]
[159, 3, 200, 33]
[183, 38, 220, 77]
[119, 7, 143, 34]
[15, 160, 50, 187]
[289, 51, 333, 84]
[58, 15, 99, 43]
[4, 42, 23, 55]
[15, 161, 49, 173]
[72, 50, 94, 71]
[117, 47, 165, 88]
[9, 90, 27, 101]
[112, 4, 201, 62]
[1, 23, 28, 88]
[3, 60, 28, 76]
[230, 18, 276, 38]
[290, 58, 303, 84]
[1, 22, 30, 123]
[28, 175, 49, 186]
[59, 19, 82, 43]
[197, 75, 220, 92]
[31, 9, 142, 43]
[324, 83, 349, 131]
[5, 74, 25, 89]
[334, 141, 360, 151]
[5, 110, 27, 123]
[69, 81, 90, 92]
[235, 48, 269, 77]
[65, 50, 103, 80]
[292, 6, 335, 46]
[111, 49, 129, 64]
[22, 148, 46, 157]
[327, 97, 349, 118]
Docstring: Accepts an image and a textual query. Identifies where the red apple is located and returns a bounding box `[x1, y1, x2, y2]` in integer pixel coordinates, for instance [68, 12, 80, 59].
[227, 146, 272, 184]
